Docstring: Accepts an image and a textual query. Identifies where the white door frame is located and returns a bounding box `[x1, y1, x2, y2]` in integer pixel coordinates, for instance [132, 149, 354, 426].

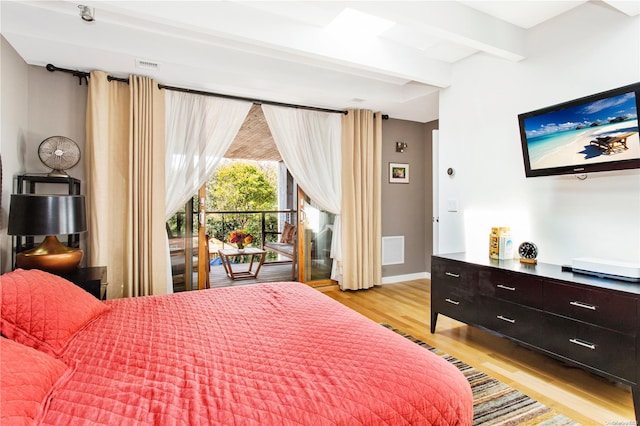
[432, 129, 440, 255]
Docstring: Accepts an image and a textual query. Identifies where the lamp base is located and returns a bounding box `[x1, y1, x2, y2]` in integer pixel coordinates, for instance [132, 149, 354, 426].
[16, 235, 83, 274]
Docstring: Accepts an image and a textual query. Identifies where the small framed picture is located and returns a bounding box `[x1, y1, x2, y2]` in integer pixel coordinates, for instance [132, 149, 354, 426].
[389, 162, 409, 184]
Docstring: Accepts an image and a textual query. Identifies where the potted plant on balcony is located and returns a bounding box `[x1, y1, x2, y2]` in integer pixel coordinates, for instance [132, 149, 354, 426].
[228, 230, 253, 252]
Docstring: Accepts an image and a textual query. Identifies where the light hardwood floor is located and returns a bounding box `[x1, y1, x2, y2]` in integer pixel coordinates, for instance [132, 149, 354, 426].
[321, 279, 636, 425]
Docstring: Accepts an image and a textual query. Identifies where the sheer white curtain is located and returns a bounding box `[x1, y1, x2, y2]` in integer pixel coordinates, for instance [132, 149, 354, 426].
[164, 91, 251, 293]
[261, 105, 342, 282]
[165, 91, 252, 218]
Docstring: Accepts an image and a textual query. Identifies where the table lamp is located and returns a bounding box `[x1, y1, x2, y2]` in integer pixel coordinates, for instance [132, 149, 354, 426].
[8, 194, 87, 274]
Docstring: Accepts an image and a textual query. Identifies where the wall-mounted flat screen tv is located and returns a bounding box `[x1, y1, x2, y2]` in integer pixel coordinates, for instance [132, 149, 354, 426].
[518, 82, 640, 177]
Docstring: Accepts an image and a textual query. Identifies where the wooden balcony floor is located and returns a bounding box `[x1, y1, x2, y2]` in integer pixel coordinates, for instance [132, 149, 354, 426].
[208, 261, 295, 289]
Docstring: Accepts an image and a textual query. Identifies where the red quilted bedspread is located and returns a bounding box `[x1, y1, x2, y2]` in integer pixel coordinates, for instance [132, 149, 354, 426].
[39, 282, 472, 425]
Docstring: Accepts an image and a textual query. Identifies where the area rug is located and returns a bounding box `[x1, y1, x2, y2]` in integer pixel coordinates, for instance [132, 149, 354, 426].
[382, 324, 579, 425]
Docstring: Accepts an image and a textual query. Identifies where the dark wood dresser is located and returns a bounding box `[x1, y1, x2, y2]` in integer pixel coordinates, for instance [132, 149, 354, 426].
[431, 252, 639, 420]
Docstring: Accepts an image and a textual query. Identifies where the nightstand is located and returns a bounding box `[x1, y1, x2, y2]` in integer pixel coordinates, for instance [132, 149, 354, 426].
[61, 266, 108, 300]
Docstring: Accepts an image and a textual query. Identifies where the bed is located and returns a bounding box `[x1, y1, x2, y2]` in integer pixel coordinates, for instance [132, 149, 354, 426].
[1, 268, 472, 425]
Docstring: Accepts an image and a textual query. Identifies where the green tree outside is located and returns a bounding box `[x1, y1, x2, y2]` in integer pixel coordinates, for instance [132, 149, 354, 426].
[206, 161, 278, 247]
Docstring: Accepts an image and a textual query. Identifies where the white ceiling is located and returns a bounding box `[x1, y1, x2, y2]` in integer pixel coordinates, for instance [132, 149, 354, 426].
[1, 1, 638, 122]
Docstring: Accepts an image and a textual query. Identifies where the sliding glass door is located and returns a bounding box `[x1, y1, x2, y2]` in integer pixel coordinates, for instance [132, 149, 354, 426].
[167, 185, 209, 292]
[297, 187, 335, 286]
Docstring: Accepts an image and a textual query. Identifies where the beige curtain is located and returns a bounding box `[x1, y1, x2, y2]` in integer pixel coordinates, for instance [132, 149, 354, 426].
[340, 109, 382, 290]
[86, 71, 167, 298]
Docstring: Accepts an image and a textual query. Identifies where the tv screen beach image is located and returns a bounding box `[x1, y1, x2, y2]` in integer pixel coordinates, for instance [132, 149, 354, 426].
[523, 91, 639, 171]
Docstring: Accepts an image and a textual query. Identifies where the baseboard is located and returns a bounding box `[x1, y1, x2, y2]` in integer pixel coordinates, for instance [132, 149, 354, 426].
[381, 272, 430, 284]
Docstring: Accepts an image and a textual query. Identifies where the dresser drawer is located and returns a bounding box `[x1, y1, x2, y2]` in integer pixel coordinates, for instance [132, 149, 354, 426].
[431, 258, 478, 327]
[479, 270, 542, 308]
[432, 258, 477, 297]
[543, 313, 636, 382]
[432, 280, 475, 305]
[432, 293, 477, 325]
[479, 297, 542, 346]
[544, 281, 637, 333]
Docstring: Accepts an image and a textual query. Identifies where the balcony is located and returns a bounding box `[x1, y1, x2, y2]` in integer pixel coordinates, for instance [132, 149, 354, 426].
[168, 209, 297, 291]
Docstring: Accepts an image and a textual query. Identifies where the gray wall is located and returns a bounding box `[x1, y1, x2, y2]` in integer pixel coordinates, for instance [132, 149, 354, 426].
[381, 118, 436, 279]
[26, 66, 88, 179]
[1, 37, 29, 273]
[0, 45, 88, 274]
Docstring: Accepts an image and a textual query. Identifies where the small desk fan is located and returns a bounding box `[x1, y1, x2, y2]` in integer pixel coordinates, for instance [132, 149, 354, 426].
[38, 136, 81, 177]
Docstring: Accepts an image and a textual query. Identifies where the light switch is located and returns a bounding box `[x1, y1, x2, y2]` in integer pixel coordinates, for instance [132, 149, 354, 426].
[447, 199, 458, 212]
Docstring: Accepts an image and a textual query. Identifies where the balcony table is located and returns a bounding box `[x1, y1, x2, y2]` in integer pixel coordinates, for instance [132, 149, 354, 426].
[218, 248, 266, 280]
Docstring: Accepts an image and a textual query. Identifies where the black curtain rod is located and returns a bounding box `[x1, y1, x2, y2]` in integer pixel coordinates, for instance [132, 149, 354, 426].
[157, 84, 348, 115]
[46, 64, 129, 85]
[46, 63, 352, 116]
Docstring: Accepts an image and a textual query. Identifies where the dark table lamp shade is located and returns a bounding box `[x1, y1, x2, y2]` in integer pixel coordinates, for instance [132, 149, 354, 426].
[8, 194, 87, 273]
[8, 194, 86, 236]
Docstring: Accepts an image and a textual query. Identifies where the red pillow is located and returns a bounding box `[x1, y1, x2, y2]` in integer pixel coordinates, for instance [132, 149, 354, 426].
[0, 268, 109, 356]
[0, 338, 72, 425]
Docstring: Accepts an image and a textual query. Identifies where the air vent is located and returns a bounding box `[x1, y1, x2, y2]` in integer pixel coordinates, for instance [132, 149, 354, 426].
[382, 236, 404, 265]
[135, 59, 159, 70]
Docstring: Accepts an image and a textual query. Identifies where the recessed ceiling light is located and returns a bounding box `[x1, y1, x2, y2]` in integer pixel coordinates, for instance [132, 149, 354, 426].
[326, 8, 395, 38]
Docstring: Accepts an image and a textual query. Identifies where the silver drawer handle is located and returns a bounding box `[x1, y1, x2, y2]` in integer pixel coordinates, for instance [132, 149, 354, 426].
[445, 272, 460, 278]
[569, 338, 596, 350]
[497, 284, 516, 291]
[497, 315, 515, 324]
[569, 301, 596, 311]
[445, 298, 460, 305]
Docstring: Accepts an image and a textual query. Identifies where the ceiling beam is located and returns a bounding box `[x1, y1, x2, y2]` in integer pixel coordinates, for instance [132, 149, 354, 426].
[90, 1, 455, 87]
[356, 2, 527, 62]
[602, 0, 640, 16]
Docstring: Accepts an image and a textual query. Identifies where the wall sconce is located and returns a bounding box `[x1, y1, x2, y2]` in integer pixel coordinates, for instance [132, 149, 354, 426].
[396, 141, 408, 153]
[8, 194, 87, 274]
